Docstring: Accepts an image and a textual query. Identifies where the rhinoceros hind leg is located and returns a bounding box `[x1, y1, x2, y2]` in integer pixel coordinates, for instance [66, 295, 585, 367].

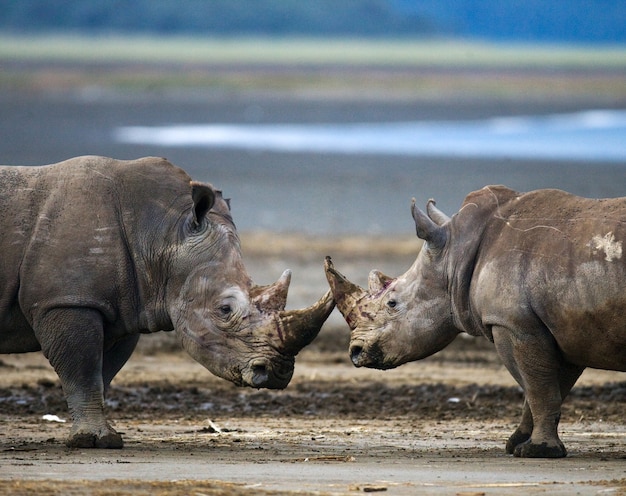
[513, 440, 566, 458]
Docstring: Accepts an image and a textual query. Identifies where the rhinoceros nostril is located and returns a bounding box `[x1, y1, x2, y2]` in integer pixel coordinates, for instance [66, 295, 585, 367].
[350, 344, 364, 366]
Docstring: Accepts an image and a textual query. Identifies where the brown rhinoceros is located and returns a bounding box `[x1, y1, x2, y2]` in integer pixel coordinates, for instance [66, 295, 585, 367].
[0, 155, 334, 449]
[325, 185, 626, 458]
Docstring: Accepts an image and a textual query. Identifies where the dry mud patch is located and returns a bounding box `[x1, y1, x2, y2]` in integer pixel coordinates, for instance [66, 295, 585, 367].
[1, 342, 625, 495]
[0, 241, 625, 495]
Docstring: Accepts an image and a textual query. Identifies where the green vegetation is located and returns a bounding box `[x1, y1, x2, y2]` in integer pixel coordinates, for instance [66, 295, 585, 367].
[1, 35, 626, 69]
[1, 35, 625, 99]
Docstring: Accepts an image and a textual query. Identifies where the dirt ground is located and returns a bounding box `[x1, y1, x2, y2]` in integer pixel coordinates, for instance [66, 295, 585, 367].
[1, 244, 625, 495]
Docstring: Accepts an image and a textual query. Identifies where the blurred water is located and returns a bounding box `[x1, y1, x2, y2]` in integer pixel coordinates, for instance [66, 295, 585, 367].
[3, 95, 626, 235]
[115, 109, 626, 163]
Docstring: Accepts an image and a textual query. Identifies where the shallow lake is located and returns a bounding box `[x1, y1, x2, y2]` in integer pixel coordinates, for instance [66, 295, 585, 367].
[115, 109, 626, 163]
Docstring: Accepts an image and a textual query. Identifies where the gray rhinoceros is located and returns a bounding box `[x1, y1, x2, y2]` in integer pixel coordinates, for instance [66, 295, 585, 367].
[0, 155, 334, 449]
[325, 185, 626, 458]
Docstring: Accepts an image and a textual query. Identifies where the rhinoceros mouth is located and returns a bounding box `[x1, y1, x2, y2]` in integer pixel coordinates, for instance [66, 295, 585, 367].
[242, 356, 295, 389]
[349, 339, 392, 369]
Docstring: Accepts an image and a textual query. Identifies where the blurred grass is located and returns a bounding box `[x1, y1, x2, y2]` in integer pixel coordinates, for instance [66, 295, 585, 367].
[2, 34, 626, 68]
[1, 35, 625, 99]
[240, 231, 420, 261]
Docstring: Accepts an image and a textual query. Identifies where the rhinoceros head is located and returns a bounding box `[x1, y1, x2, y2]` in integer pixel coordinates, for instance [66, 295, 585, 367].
[166, 182, 335, 389]
[325, 199, 458, 369]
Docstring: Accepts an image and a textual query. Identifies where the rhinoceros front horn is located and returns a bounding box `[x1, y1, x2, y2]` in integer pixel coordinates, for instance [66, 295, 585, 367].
[324, 256, 367, 330]
[277, 289, 336, 355]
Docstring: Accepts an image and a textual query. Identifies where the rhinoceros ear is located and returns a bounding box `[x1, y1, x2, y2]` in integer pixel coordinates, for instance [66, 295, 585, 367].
[411, 198, 447, 250]
[191, 181, 216, 227]
[426, 199, 451, 226]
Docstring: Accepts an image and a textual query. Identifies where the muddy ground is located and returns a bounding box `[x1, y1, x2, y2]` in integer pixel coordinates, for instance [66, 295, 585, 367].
[0, 244, 625, 495]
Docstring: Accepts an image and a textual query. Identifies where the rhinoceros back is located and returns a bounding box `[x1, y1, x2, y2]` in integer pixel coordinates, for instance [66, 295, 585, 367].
[470, 186, 626, 370]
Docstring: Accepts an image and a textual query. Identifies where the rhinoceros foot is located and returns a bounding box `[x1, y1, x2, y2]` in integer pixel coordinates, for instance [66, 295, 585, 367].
[505, 429, 531, 454]
[513, 440, 566, 458]
[66, 425, 123, 449]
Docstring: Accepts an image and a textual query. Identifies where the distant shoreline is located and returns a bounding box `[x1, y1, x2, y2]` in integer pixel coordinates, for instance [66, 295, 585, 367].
[1, 35, 625, 68]
[1, 36, 625, 101]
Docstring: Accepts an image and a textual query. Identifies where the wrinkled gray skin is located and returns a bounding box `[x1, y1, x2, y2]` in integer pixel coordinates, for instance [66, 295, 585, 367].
[326, 185, 626, 458]
[0, 156, 334, 449]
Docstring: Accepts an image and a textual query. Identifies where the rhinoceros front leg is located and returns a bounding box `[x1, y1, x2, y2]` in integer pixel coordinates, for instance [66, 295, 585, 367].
[102, 334, 140, 394]
[492, 325, 568, 458]
[505, 362, 584, 454]
[505, 398, 533, 454]
[34, 308, 123, 449]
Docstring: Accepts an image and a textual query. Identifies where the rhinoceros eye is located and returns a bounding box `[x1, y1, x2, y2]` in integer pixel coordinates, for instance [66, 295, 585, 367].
[219, 304, 232, 316]
[387, 299, 397, 309]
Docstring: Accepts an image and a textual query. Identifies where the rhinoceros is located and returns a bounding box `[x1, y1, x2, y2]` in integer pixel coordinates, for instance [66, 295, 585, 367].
[325, 185, 626, 458]
[0, 155, 334, 449]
